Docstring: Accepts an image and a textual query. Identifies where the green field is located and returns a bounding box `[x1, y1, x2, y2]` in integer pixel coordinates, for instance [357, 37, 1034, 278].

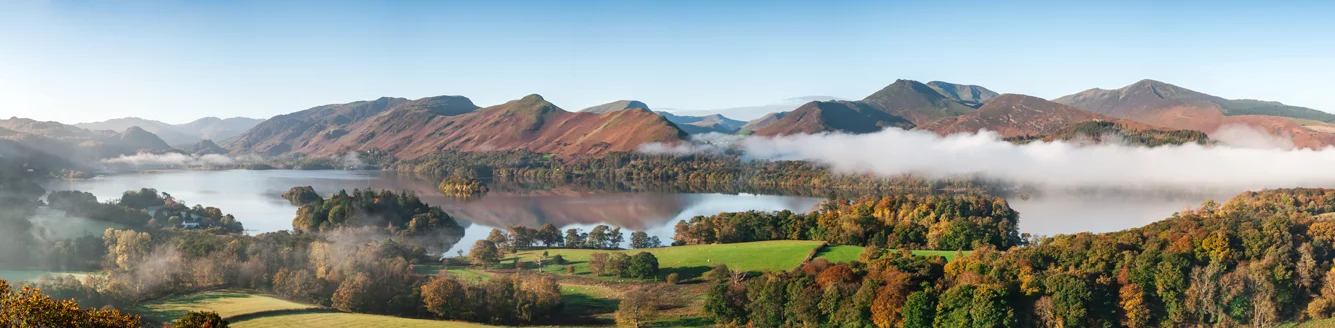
[232, 313, 495, 328]
[814, 245, 968, 263]
[132, 291, 316, 322]
[132, 291, 498, 327]
[0, 269, 90, 283]
[512, 240, 828, 279]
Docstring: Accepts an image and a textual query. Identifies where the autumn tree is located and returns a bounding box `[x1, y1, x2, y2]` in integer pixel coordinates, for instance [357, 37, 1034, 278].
[469, 240, 501, 268]
[173, 311, 229, 328]
[616, 288, 659, 328]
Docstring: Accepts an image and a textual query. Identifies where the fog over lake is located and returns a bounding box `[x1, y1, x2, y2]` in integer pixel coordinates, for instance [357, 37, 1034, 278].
[44, 170, 1227, 253]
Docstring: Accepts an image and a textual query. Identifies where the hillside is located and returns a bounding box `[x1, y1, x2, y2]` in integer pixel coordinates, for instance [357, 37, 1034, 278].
[77, 116, 264, 145]
[0, 117, 174, 162]
[860, 79, 979, 125]
[739, 112, 787, 134]
[658, 112, 745, 134]
[228, 95, 689, 159]
[918, 94, 1107, 138]
[578, 100, 650, 114]
[752, 100, 914, 136]
[1008, 121, 1212, 147]
[222, 97, 415, 156]
[1054, 79, 1335, 148]
[925, 81, 999, 107]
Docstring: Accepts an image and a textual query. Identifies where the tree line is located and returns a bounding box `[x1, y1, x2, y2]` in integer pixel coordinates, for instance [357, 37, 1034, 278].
[704, 188, 1335, 328]
[674, 194, 1022, 250]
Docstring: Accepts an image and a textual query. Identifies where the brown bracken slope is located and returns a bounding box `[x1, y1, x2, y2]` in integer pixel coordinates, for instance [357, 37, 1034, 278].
[225, 94, 688, 159]
[1053, 79, 1335, 148]
[752, 100, 915, 136]
[918, 94, 1118, 138]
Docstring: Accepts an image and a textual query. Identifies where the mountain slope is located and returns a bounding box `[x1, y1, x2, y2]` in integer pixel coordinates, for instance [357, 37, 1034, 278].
[860, 79, 979, 125]
[229, 95, 688, 159]
[580, 100, 651, 114]
[740, 112, 787, 134]
[77, 116, 264, 145]
[918, 94, 1108, 138]
[222, 97, 413, 156]
[926, 81, 1000, 107]
[1054, 79, 1335, 148]
[658, 112, 745, 134]
[0, 117, 174, 162]
[752, 101, 914, 136]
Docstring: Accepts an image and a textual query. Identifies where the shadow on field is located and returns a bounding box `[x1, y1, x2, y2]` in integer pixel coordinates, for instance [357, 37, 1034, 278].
[660, 265, 711, 280]
[225, 308, 340, 323]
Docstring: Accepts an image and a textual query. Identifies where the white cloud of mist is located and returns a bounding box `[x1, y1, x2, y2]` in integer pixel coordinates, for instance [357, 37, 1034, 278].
[100, 153, 261, 170]
[645, 127, 1335, 191]
[1212, 124, 1296, 150]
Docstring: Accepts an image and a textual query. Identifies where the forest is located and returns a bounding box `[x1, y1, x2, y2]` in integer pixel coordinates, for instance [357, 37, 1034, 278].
[390, 150, 1004, 195]
[673, 194, 1022, 250]
[703, 188, 1335, 328]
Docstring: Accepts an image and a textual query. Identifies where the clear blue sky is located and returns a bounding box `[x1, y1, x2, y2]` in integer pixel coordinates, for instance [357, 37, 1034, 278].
[3, 1, 1333, 124]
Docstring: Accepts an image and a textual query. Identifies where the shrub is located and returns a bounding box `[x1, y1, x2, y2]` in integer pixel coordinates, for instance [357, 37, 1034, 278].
[666, 273, 681, 285]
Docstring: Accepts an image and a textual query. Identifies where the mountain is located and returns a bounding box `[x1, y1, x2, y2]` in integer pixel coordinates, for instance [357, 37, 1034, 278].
[751, 79, 982, 136]
[660, 96, 839, 121]
[918, 94, 1111, 138]
[578, 100, 744, 134]
[860, 79, 979, 125]
[926, 81, 1000, 107]
[657, 112, 745, 135]
[76, 116, 264, 146]
[178, 117, 266, 142]
[752, 100, 914, 136]
[1054, 79, 1335, 148]
[0, 117, 174, 163]
[223, 97, 413, 156]
[740, 112, 787, 134]
[226, 94, 688, 159]
[580, 100, 651, 114]
[181, 139, 228, 156]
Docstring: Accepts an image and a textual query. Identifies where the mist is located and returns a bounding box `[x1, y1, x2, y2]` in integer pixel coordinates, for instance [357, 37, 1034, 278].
[646, 127, 1335, 191]
[100, 153, 260, 171]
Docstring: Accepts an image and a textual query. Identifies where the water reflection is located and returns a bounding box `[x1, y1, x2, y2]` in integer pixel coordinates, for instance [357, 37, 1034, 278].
[45, 170, 823, 253]
[44, 169, 1241, 254]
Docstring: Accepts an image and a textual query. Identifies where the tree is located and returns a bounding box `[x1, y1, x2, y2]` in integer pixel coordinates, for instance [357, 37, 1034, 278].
[538, 223, 563, 247]
[173, 311, 229, 328]
[616, 288, 659, 328]
[331, 273, 373, 312]
[626, 252, 660, 279]
[630, 231, 651, 249]
[421, 274, 469, 320]
[565, 228, 585, 249]
[470, 240, 501, 268]
[901, 289, 936, 328]
[0, 279, 142, 327]
[509, 225, 535, 250]
[588, 225, 610, 249]
[609, 227, 626, 249]
[486, 228, 509, 252]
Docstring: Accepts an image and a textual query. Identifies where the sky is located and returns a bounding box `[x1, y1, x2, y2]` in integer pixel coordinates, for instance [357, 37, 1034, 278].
[2, 0, 1333, 124]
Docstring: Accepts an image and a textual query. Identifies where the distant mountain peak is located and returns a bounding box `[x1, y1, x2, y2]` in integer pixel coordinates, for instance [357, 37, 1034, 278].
[580, 100, 651, 114]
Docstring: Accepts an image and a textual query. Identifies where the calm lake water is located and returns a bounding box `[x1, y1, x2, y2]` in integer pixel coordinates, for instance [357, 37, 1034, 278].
[43, 170, 1230, 253]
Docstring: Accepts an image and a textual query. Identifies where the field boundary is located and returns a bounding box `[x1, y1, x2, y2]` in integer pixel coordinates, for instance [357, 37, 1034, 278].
[225, 307, 340, 322]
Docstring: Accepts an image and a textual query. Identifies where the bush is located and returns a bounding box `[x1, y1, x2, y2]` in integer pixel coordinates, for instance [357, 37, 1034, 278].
[626, 252, 660, 279]
[567, 265, 576, 274]
[551, 254, 566, 265]
[666, 273, 681, 285]
[173, 311, 229, 328]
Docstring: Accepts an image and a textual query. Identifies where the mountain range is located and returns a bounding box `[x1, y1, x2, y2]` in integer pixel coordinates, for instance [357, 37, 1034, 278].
[578, 101, 747, 134]
[7, 78, 1335, 167]
[225, 94, 687, 159]
[75, 117, 264, 146]
[0, 117, 176, 164]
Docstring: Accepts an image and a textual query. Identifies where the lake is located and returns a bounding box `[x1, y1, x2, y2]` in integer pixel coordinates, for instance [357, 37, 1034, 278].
[44, 170, 1229, 253]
